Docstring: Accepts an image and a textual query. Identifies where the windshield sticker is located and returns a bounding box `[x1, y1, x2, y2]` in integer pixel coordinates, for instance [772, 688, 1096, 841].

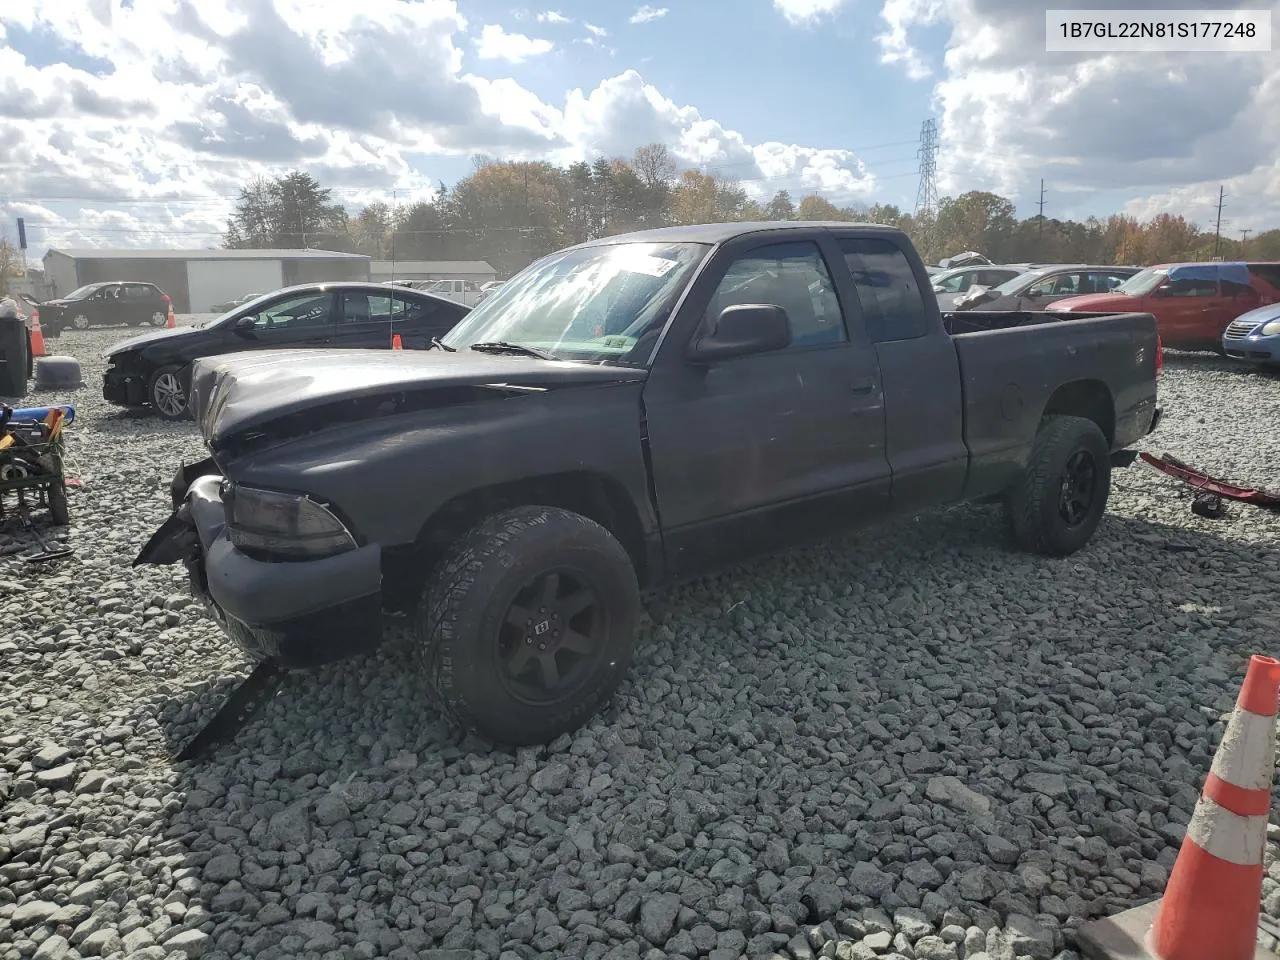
[599, 335, 637, 349]
[617, 253, 679, 277]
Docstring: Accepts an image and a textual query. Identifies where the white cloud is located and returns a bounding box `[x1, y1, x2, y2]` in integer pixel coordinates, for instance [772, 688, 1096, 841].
[0, 0, 884, 257]
[536, 10, 571, 24]
[584, 22, 608, 37]
[629, 6, 669, 24]
[474, 24, 553, 62]
[876, 0, 942, 79]
[875, 0, 1280, 225]
[773, 0, 848, 25]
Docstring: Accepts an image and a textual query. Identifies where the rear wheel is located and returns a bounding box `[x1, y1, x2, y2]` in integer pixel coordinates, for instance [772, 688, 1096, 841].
[70, 314, 89, 330]
[415, 505, 641, 746]
[1004, 414, 1111, 556]
[149, 365, 190, 421]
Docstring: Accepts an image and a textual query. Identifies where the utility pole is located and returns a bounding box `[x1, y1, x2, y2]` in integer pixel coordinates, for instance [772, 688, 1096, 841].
[1213, 185, 1226, 259]
[1037, 179, 1046, 255]
[1241, 228, 1251, 257]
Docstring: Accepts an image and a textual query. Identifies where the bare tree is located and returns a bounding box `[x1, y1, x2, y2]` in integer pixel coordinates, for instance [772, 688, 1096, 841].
[632, 143, 676, 188]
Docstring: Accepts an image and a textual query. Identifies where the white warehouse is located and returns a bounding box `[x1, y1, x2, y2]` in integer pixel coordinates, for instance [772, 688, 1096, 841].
[41, 248, 371, 313]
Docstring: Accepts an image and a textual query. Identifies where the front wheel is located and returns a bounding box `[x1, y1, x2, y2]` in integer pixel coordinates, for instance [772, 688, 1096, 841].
[1004, 414, 1111, 556]
[70, 314, 89, 331]
[148, 365, 191, 421]
[415, 505, 641, 746]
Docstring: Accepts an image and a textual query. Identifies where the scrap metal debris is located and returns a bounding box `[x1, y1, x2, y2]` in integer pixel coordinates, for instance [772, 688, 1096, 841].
[174, 658, 288, 762]
[1140, 452, 1280, 517]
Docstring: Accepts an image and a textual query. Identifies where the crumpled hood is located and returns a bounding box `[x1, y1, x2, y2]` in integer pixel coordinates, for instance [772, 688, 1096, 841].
[192, 348, 647, 449]
[103, 325, 199, 358]
[1048, 292, 1137, 312]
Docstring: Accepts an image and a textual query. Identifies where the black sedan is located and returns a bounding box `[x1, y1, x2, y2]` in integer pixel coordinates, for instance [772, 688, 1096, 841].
[950, 264, 1140, 312]
[102, 282, 470, 420]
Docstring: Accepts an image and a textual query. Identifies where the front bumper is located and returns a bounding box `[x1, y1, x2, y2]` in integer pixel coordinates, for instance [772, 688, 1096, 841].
[103, 367, 148, 406]
[134, 463, 384, 667]
[1223, 334, 1280, 363]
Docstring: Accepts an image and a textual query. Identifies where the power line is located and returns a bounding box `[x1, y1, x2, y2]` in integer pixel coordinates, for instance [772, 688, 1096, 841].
[1037, 178, 1046, 255]
[1213, 185, 1226, 259]
[1241, 228, 1251, 256]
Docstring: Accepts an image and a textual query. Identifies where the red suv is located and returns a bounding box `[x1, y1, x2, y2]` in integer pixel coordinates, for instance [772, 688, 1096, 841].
[1050, 261, 1280, 351]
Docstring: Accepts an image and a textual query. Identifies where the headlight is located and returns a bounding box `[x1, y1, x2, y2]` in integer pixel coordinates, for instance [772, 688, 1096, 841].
[223, 482, 357, 561]
[1261, 319, 1280, 336]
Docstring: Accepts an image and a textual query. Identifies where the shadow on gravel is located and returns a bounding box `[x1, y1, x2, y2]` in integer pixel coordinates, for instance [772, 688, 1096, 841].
[114, 498, 1280, 960]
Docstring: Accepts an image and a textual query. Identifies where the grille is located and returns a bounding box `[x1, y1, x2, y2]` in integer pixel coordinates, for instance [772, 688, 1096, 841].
[1225, 319, 1263, 339]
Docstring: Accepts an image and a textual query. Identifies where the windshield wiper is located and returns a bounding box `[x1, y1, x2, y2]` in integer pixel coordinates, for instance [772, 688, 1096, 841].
[430, 337, 456, 352]
[469, 341, 557, 360]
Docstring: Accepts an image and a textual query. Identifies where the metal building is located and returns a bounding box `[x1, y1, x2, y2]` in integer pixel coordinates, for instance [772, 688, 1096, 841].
[369, 260, 498, 285]
[41, 249, 372, 313]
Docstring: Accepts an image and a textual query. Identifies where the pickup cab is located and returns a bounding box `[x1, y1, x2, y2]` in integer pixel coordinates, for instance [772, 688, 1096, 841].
[136, 222, 1162, 747]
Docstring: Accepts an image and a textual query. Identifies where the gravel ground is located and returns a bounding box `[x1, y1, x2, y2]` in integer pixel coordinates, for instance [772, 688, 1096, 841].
[3, 331, 1280, 960]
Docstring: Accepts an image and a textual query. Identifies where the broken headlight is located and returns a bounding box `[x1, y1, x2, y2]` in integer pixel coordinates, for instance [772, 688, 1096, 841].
[223, 482, 357, 561]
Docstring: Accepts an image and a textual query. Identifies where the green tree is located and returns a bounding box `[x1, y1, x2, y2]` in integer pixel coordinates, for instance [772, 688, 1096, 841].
[765, 190, 796, 221]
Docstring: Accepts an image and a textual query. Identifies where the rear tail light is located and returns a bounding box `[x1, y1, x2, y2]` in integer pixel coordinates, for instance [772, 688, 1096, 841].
[1155, 333, 1163, 376]
[163, 294, 172, 305]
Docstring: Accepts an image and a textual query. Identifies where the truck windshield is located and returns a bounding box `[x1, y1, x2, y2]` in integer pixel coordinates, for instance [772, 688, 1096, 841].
[1115, 267, 1167, 296]
[440, 240, 709, 366]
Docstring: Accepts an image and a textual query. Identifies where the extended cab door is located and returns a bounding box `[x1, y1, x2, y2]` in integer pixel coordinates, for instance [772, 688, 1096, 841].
[837, 235, 967, 512]
[642, 233, 890, 578]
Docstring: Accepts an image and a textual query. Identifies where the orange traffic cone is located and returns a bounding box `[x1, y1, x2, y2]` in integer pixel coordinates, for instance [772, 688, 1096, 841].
[29, 316, 47, 358]
[165, 303, 176, 329]
[1147, 654, 1280, 960]
[391, 333, 403, 350]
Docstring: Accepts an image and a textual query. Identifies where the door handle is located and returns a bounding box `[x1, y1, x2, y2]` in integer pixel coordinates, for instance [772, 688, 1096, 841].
[850, 379, 876, 394]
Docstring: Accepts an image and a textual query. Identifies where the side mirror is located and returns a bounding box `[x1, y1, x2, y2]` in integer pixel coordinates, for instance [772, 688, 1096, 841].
[688, 304, 791, 363]
[233, 314, 258, 333]
[1151, 285, 1169, 298]
[1025, 288, 1042, 299]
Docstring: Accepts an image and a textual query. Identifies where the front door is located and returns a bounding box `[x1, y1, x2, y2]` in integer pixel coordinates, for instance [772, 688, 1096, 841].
[223, 291, 337, 352]
[642, 236, 891, 578]
[1152, 274, 1221, 347]
[94, 285, 126, 326]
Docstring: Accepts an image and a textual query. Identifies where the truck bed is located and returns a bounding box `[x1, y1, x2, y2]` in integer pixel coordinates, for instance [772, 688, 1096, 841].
[943, 308, 1160, 500]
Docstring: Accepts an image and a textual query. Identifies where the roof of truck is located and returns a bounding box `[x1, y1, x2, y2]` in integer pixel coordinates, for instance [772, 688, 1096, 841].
[576, 221, 906, 247]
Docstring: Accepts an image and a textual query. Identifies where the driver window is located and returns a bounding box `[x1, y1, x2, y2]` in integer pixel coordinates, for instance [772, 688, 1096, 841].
[1165, 277, 1218, 298]
[705, 241, 847, 349]
[1030, 273, 1079, 296]
[243, 293, 333, 330]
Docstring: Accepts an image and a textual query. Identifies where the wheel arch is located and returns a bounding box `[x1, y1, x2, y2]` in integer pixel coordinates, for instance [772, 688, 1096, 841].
[1038, 379, 1115, 447]
[381, 470, 651, 611]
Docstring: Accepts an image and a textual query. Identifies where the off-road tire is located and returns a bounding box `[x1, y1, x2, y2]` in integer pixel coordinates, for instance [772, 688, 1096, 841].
[1004, 414, 1111, 556]
[416, 505, 641, 746]
[149, 364, 191, 421]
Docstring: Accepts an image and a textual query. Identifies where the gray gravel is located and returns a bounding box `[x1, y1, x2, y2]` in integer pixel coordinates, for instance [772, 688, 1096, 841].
[4, 334, 1280, 960]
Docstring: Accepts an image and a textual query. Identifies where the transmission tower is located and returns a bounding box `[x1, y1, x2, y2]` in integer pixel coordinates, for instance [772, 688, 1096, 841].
[914, 119, 939, 219]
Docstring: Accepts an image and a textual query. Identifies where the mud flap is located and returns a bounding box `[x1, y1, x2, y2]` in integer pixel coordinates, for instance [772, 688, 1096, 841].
[174, 658, 288, 762]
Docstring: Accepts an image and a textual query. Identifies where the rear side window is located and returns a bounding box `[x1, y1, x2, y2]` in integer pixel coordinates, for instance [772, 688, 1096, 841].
[125, 283, 156, 300]
[840, 237, 929, 342]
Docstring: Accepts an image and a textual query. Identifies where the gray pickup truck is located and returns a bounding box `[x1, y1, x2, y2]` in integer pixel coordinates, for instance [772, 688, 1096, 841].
[136, 222, 1161, 753]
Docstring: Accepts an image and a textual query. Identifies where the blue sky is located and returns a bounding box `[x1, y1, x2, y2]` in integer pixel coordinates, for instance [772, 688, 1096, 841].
[0, 0, 1276, 257]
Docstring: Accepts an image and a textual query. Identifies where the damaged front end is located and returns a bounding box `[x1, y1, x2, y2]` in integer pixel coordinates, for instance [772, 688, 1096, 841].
[135, 456, 384, 761]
